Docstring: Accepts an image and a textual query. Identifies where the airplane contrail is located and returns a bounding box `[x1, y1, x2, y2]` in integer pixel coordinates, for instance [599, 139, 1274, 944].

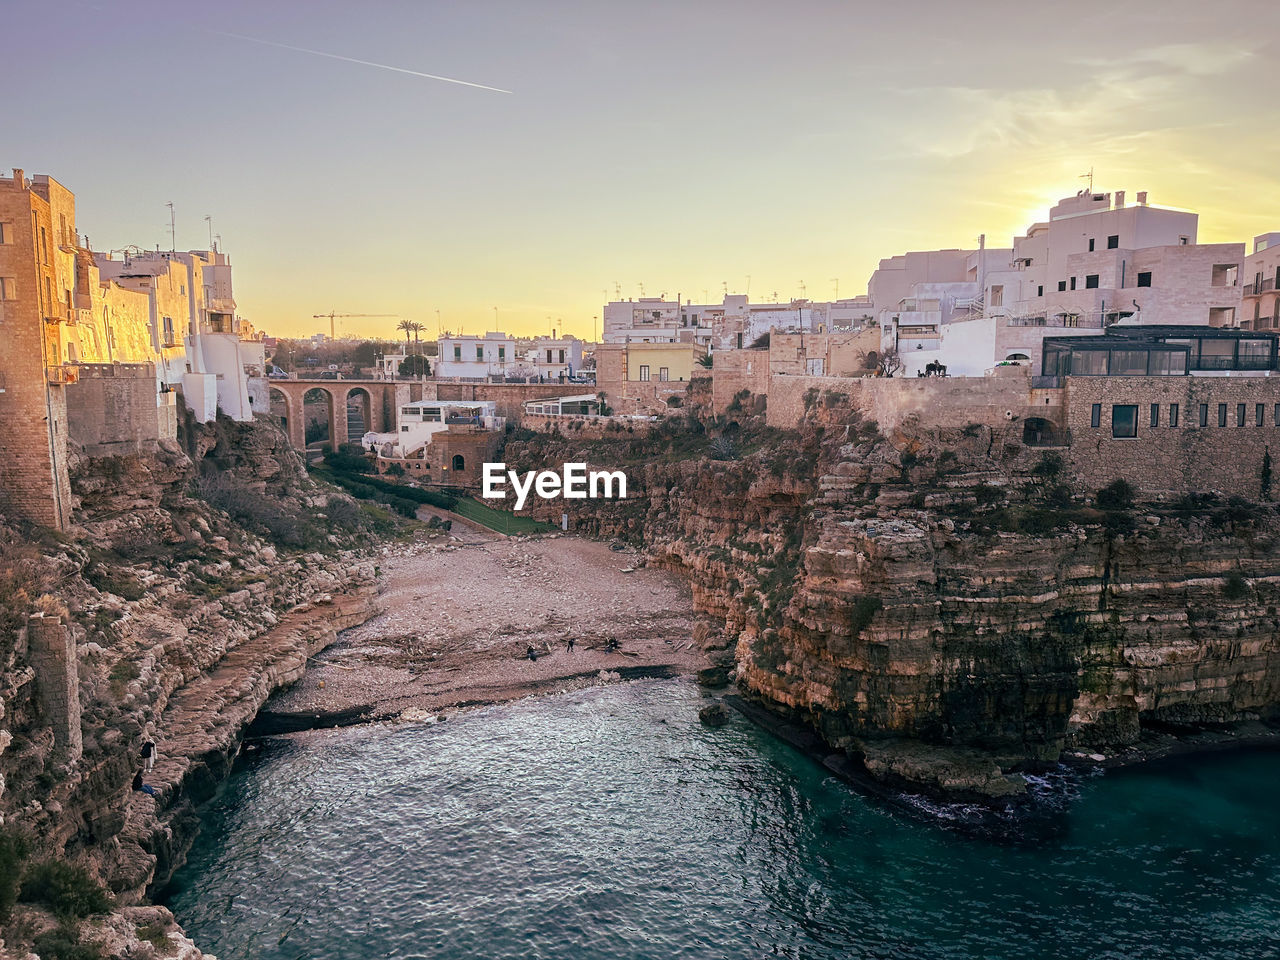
[211, 30, 512, 94]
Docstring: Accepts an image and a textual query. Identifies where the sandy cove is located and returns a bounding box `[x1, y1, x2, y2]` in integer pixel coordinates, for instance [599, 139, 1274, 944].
[257, 530, 703, 731]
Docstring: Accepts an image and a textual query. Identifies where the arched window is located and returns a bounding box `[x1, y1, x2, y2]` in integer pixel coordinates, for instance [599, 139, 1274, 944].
[452, 454, 465, 472]
[1273, 297, 1279, 329]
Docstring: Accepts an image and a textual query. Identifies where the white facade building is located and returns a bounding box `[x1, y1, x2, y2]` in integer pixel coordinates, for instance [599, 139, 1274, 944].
[435, 332, 519, 378]
[363, 399, 503, 458]
[875, 190, 1246, 376]
[95, 248, 262, 420]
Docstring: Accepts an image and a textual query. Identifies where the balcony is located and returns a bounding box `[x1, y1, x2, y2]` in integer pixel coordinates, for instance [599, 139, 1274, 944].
[1246, 277, 1277, 296]
[47, 364, 80, 384]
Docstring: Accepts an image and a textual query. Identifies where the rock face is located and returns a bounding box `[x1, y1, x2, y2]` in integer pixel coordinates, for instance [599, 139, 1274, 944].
[0, 414, 392, 956]
[505, 398, 1280, 797]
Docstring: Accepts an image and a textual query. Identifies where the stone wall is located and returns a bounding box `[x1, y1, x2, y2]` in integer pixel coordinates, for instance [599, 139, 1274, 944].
[1064, 375, 1280, 497]
[66, 363, 165, 456]
[26, 614, 81, 762]
[521, 413, 655, 439]
[764, 371, 1046, 432]
[0, 170, 73, 528]
[710, 350, 770, 412]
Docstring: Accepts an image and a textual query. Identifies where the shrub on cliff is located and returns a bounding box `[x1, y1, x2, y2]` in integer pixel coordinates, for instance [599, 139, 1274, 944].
[32, 926, 104, 960]
[1223, 572, 1250, 600]
[1096, 479, 1135, 511]
[18, 861, 112, 920]
[0, 828, 28, 921]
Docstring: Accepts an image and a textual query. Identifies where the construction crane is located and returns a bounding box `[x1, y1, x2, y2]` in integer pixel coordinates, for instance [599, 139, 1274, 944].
[312, 311, 399, 340]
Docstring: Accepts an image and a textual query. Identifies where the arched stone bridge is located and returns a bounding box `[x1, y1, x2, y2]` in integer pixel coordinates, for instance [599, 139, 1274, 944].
[265, 378, 589, 452]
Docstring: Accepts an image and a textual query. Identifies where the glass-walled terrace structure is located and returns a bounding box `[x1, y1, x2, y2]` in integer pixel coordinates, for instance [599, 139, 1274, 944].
[1041, 326, 1279, 378]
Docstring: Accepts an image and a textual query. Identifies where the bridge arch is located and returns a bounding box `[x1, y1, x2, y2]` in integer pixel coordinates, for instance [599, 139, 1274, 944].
[268, 387, 301, 448]
[345, 386, 375, 442]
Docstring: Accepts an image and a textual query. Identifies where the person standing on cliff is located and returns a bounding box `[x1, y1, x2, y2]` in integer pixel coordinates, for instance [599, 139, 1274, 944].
[141, 738, 156, 773]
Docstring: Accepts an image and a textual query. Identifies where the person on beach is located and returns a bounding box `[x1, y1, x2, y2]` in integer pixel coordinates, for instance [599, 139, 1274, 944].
[132, 770, 157, 797]
[141, 738, 156, 772]
[566, 637, 575, 652]
[527, 644, 538, 662]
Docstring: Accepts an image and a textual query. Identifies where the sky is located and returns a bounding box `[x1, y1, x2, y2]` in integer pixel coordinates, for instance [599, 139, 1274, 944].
[4, 0, 1279, 340]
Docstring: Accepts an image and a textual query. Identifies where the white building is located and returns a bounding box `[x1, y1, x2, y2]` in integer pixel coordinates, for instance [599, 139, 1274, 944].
[95, 248, 263, 420]
[526, 335, 585, 379]
[875, 189, 1246, 376]
[435, 332, 519, 379]
[363, 399, 503, 458]
[1242, 232, 1280, 332]
[602, 293, 874, 350]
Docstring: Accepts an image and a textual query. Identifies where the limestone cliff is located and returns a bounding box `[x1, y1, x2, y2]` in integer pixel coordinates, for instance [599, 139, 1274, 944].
[0, 415, 393, 958]
[503, 392, 1280, 799]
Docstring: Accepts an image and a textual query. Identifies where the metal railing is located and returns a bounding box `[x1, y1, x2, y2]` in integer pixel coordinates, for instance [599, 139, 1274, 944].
[1247, 277, 1277, 296]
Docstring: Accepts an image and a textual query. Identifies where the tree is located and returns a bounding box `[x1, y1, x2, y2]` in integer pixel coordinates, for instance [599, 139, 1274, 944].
[408, 321, 424, 355]
[397, 318, 414, 354]
[353, 341, 380, 365]
[876, 347, 902, 377]
[697, 354, 713, 368]
[399, 355, 430, 377]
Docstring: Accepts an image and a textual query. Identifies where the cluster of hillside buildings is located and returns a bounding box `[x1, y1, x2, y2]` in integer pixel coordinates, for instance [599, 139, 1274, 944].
[0, 169, 268, 528]
[601, 188, 1280, 382]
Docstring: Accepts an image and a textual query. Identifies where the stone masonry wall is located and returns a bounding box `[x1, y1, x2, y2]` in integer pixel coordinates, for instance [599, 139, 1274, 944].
[26, 614, 82, 762]
[66, 363, 164, 456]
[1064, 375, 1280, 497]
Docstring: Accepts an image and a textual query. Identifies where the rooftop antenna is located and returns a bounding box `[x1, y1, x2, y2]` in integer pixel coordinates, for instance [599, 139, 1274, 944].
[745, 274, 752, 298]
[166, 201, 175, 253]
[214, 233, 222, 252]
[203, 215, 213, 251]
[1080, 167, 1094, 193]
[435, 308, 442, 336]
[798, 280, 806, 301]
[722, 280, 728, 298]
[831, 278, 839, 300]
[638, 282, 645, 297]
[613, 281, 621, 299]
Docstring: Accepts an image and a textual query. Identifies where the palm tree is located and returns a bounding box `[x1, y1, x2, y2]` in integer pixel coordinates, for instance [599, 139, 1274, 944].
[409, 321, 423, 355]
[397, 318, 414, 355]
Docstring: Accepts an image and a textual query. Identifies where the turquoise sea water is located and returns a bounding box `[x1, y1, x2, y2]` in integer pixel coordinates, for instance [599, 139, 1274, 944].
[166, 680, 1280, 960]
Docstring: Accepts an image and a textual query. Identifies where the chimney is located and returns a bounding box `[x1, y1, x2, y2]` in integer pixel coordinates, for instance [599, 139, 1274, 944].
[12, 168, 23, 187]
[1137, 191, 1148, 205]
[1115, 190, 1125, 208]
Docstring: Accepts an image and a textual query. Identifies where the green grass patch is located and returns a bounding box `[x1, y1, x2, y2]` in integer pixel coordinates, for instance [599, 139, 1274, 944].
[448, 498, 555, 535]
[19, 861, 112, 920]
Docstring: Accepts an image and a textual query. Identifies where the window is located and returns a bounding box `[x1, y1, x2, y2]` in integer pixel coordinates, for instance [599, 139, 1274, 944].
[659, 366, 669, 382]
[498, 347, 505, 361]
[1037, 285, 1044, 297]
[1085, 275, 1099, 289]
[1180, 236, 1189, 245]
[1150, 403, 1159, 427]
[1111, 405, 1138, 438]
[638, 364, 650, 381]
[1088, 238, 1095, 252]
[1258, 404, 1266, 427]
[1111, 349, 1148, 376]
[1237, 403, 1247, 427]
[1170, 403, 1179, 427]
[1073, 350, 1108, 376]
[1275, 403, 1280, 426]
[1090, 403, 1101, 428]
[989, 284, 1003, 307]
[452, 454, 465, 472]
[1199, 403, 1208, 426]
[0, 277, 16, 300]
[0, 222, 11, 244]
[546, 349, 553, 363]
[1137, 272, 1152, 287]
[1058, 281, 1067, 292]
[40, 226, 48, 263]
[558, 350, 565, 363]
[1107, 235, 1119, 249]
[475, 346, 483, 360]
[453, 345, 461, 360]
[162, 316, 174, 344]
[1219, 403, 1228, 427]
[1069, 277, 1077, 290]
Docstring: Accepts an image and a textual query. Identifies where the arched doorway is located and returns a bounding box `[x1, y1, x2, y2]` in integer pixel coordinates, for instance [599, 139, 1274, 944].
[346, 387, 373, 442]
[452, 454, 465, 472]
[1022, 417, 1059, 447]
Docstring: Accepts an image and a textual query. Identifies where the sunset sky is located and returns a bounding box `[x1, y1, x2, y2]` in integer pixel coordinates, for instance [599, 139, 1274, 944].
[5, 0, 1279, 340]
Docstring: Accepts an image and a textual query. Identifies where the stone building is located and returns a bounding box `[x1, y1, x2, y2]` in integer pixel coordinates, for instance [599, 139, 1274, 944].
[595, 341, 707, 414]
[0, 170, 76, 528]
